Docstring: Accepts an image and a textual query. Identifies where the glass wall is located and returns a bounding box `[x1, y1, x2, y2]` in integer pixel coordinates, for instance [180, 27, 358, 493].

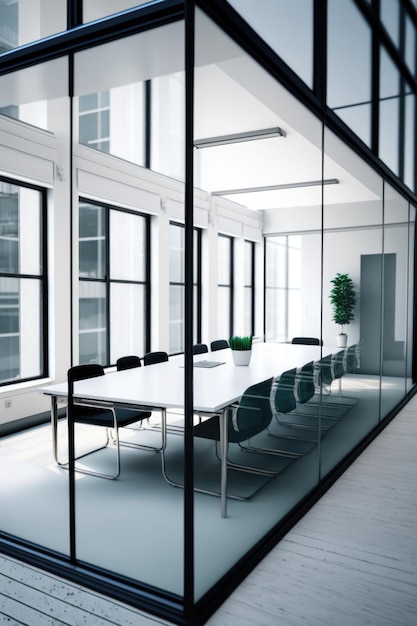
[72, 23, 186, 595]
[0, 58, 69, 553]
[0, 2, 416, 623]
[193, 7, 323, 599]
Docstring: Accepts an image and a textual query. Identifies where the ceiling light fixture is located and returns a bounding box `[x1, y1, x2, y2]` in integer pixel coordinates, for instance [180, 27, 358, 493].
[212, 178, 340, 196]
[194, 127, 286, 149]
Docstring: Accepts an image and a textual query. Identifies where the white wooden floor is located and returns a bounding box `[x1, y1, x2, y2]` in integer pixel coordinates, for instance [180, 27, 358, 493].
[1, 394, 417, 626]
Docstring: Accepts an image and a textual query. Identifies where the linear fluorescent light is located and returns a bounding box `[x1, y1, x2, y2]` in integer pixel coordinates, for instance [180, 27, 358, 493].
[194, 127, 286, 149]
[212, 179, 340, 196]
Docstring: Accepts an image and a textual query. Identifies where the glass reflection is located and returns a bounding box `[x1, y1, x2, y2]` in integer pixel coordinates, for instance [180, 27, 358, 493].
[322, 128, 384, 475]
[327, 0, 372, 147]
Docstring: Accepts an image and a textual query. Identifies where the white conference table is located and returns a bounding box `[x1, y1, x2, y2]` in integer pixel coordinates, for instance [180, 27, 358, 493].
[39, 342, 326, 517]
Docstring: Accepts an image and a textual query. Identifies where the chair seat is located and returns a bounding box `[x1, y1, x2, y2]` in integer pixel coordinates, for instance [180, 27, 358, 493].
[194, 415, 221, 441]
[73, 405, 151, 428]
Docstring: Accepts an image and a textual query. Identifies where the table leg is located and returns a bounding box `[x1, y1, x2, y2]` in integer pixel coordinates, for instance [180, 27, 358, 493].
[220, 409, 228, 518]
[51, 395, 59, 464]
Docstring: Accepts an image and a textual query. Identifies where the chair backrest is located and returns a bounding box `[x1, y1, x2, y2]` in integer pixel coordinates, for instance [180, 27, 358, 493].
[315, 354, 333, 387]
[295, 361, 315, 404]
[346, 344, 359, 372]
[332, 350, 345, 380]
[210, 339, 229, 352]
[270, 368, 297, 416]
[291, 336, 321, 345]
[143, 351, 169, 366]
[193, 343, 208, 355]
[116, 355, 141, 371]
[67, 364, 105, 408]
[229, 378, 273, 443]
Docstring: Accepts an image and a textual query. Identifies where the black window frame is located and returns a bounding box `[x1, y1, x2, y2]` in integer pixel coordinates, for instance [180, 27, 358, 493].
[78, 197, 151, 366]
[0, 175, 48, 387]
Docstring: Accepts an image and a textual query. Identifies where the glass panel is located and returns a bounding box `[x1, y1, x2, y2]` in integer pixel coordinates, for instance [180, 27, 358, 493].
[74, 20, 185, 599]
[379, 47, 400, 176]
[0, 0, 66, 53]
[381, 183, 409, 415]
[218, 235, 232, 337]
[79, 203, 106, 279]
[404, 84, 416, 192]
[0, 58, 68, 560]
[322, 127, 383, 477]
[218, 235, 231, 286]
[265, 235, 303, 343]
[227, 0, 314, 87]
[380, 0, 400, 48]
[0, 181, 43, 383]
[151, 72, 185, 180]
[110, 210, 146, 281]
[79, 281, 107, 365]
[0, 57, 68, 130]
[194, 7, 322, 601]
[83, 1, 150, 23]
[405, 15, 416, 76]
[110, 282, 145, 362]
[406, 205, 415, 393]
[169, 284, 184, 353]
[327, 0, 372, 147]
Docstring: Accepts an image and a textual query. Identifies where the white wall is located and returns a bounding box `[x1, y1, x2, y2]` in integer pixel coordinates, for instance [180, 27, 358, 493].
[0, 123, 263, 427]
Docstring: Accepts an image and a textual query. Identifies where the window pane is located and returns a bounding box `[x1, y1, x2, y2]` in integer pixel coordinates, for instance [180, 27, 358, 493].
[404, 88, 416, 192]
[0, 277, 19, 381]
[379, 48, 400, 176]
[83, 1, 150, 23]
[218, 286, 231, 339]
[110, 211, 146, 281]
[227, 0, 314, 87]
[79, 281, 107, 364]
[380, 0, 400, 47]
[170, 224, 185, 283]
[110, 283, 145, 362]
[169, 284, 184, 354]
[218, 236, 231, 285]
[327, 0, 372, 147]
[79, 204, 106, 279]
[0, 0, 66, 52]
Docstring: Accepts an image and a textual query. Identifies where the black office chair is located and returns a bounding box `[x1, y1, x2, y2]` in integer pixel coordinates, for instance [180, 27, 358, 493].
[66, 364, 153, 479]
[193, 378, 285, 477]
[210, 339, 229, 352]
[193, 343, 208, 355]
[269, 367, 335, 435]
[143, 351, 169, 365]
[291, 337, 321, 345]
[116, 355, 141, 370]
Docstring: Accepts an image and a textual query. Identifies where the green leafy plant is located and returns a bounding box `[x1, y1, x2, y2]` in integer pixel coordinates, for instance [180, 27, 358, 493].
[229, 335, 253, 351]
[329, 273, 356, 333]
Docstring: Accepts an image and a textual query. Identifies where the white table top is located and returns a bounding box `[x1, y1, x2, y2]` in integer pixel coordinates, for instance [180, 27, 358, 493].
[39, 343, 326, 413]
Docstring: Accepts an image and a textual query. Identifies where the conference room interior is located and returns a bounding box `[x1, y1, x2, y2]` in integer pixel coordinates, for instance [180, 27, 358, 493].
[0, 3, 415, 617]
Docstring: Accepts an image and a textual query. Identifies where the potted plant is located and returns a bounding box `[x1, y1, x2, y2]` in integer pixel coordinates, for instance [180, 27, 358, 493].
[329, 273, 356, 347]
[229, 335, 253, 365]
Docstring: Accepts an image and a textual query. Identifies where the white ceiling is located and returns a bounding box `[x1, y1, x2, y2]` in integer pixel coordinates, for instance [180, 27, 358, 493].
[194, 9, 381, 211]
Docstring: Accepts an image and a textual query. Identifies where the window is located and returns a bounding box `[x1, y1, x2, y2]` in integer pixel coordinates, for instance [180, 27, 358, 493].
[78, 200, 149, 365]
[243, 240, 255, 335]
[218, 234, 233, 339]
[265, 235, 301, 342]
[79, 91, 110, 153]
[169, 222, 201, 354]
[0, 178, 46, 385]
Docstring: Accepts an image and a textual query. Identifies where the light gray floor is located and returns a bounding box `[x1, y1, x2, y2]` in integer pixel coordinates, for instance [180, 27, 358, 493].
[1, 389, 416, 625]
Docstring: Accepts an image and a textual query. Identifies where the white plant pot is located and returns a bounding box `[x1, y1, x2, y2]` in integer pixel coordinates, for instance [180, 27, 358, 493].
[337, 333, 347, 347]
[231, 349, 252, 366]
